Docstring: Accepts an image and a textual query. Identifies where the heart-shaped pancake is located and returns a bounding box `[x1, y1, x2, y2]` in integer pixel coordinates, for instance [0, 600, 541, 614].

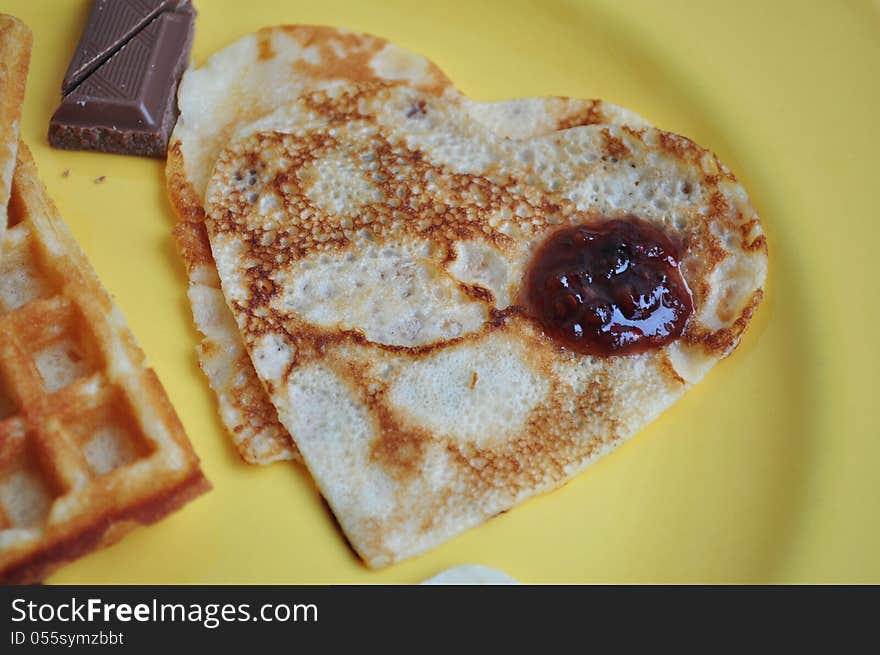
[205, 83, 767, 566]
[167, 25, 649, 464]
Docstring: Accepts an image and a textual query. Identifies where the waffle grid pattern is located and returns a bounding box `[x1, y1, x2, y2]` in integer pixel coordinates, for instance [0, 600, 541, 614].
[0, 145, 208, 583]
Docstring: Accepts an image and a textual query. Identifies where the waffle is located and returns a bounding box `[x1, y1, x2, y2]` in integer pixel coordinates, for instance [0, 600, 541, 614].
[0, 15, 31, 251]
[0, 144, 210, 583]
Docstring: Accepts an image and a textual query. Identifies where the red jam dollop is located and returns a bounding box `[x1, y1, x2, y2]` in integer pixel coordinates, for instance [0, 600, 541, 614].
[523, 217, 693, 356]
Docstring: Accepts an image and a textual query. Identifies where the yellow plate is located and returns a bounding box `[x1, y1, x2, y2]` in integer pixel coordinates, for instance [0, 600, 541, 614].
[6, 0, 878, 583]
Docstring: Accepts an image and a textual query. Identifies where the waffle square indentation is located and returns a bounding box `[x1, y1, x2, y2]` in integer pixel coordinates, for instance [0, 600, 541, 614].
[15, 299, 102, 395]
[0, 468, 54, 528]
[0, 227, 52, 314]
[33, 339, 93, 394]
[67, 388, 155, 477]
[0, 426, 63, 530]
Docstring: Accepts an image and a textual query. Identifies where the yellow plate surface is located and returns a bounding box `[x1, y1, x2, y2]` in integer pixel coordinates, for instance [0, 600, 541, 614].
[5, 0, 878, 583]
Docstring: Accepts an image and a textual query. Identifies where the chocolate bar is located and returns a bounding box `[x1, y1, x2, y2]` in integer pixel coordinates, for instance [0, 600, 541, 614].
[48, 1, 195, 158]
[61, 0, 185, 94]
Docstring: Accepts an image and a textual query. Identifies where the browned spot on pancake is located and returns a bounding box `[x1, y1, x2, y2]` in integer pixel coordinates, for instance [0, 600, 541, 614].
[600, 128, 631, 161]
[443, 373, 620, 502]
[684, 289, 763, 356]
[706, 191, 730, 218]
[712, 154, 738, 182]
[262, 310, 556, 390]
[505, 317, 564, 379]
[199, 340, 219, 357]
[368, 402, 429, 481]
[355, 517, 395, 566]
[281, 24, 383, 54]
[280, 25, 448, 95]
[406, 100, 427, 118]
[457, 282, 494, 304]
[208, 117, 552, 273]
[299, 87, 381, 125]
[739, 218, 758, 236]
[250, 276, 279, 306]
[738, 219, 768, 254]
[256, 30, 276, 61]
[229, 354, 286, 432]
[470, 371, 478, 389]
[291, 51, 375, 89]
[659, 131, 702, 161]
[529, 368, 617, 440]
[622, 125, 646, 140]
[268, 309, 523, 365]
[555, 100, 602, 130]
[173, 221, 214, 271]
[659, 353, 687, 386]
[419, 512, 439, 533]
[746, 234, 767, 253]
[716, 279, 753, 325]
[165, 140, 206, 224]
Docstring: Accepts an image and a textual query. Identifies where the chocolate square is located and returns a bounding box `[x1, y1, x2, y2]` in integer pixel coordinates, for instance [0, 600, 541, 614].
[61, 0, 185, 94]
[49, 1, 195, 158]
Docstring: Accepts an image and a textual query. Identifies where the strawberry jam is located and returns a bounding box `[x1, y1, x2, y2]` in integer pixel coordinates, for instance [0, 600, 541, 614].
[523, 217, 693, 355]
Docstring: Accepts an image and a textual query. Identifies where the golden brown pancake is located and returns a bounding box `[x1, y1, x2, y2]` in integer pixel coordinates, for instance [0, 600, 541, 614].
[166, 25, 648, 464]
[204, 84, 767, 566]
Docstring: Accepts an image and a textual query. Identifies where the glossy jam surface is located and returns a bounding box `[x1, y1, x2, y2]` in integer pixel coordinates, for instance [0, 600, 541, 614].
[523, 217, 693, 355]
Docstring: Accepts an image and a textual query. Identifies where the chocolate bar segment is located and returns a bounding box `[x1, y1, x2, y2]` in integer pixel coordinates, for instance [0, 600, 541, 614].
[49, 9, 194, 158]
[62, 0, 187, 94]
